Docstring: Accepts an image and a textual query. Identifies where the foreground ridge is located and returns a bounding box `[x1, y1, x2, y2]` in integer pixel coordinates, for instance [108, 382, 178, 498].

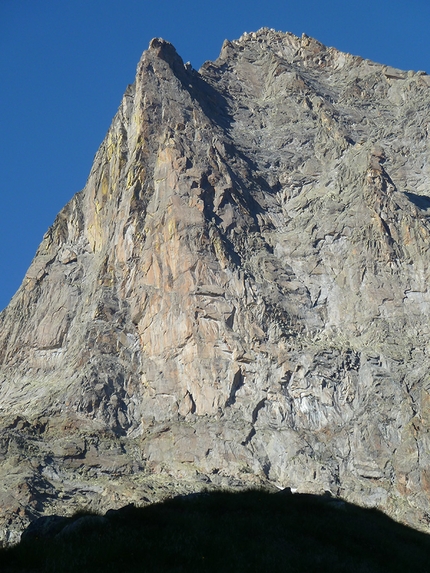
[3, 490, 430, 572]
[1, 28, 430, 543]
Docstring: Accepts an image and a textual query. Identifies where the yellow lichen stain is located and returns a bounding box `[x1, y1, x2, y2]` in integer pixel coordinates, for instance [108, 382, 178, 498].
[106, 133, 115, 162]
[127, 170, 134, 188]
[94, 174, 110, 214]
[133, 112, 144, 134]
[419, 225, 429, 241]
[167, 217, 177, 240]
[87, 214, 104, 253]
[105, 129, 128, 187]
[126, 167, 145, 191]
[212, 235, 228, 269]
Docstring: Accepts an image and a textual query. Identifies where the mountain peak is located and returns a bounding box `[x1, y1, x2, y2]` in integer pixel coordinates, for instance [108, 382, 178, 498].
[1, 30, 430, 544]
[148, 37, 183, 65]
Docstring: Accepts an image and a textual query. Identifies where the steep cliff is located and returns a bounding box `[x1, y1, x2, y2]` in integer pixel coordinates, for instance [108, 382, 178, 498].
[1, 28, 430, 543]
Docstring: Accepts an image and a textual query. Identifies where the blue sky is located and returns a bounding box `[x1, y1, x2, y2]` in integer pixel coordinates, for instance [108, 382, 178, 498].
[1, 0, 429, 311]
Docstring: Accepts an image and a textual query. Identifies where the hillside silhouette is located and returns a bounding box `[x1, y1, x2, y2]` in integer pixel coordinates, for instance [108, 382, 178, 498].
[2, 489, 430, 572]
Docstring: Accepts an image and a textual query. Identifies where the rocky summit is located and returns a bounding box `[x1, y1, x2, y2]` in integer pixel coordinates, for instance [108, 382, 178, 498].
[1, 28, 430, 545]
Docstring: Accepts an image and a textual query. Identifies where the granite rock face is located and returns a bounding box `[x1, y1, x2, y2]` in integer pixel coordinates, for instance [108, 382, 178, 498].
[1, 28, 430, 543]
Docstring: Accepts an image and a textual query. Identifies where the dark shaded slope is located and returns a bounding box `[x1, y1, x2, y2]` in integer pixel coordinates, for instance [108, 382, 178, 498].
[2, 489, 430, 573]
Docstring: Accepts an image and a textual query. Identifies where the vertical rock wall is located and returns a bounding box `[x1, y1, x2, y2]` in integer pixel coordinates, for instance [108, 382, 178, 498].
[1, 29, 430, 542]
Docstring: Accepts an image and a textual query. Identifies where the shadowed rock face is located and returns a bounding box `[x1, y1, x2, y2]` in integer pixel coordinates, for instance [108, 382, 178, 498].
[1, 28, 430, 544]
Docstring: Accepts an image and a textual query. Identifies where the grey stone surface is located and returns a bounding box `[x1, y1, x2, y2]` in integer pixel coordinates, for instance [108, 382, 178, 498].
[1, 28, 430, 543]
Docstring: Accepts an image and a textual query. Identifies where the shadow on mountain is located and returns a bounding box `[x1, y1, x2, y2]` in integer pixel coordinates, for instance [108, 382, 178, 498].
[405, 191, 430, 211]
[2, 488, 430, 572]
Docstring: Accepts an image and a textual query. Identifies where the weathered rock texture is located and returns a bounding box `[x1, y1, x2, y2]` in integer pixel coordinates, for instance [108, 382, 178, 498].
[1, 28, 430, 543]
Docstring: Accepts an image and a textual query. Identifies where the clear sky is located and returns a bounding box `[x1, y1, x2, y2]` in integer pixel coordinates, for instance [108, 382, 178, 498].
[1, 0, 429, 311]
